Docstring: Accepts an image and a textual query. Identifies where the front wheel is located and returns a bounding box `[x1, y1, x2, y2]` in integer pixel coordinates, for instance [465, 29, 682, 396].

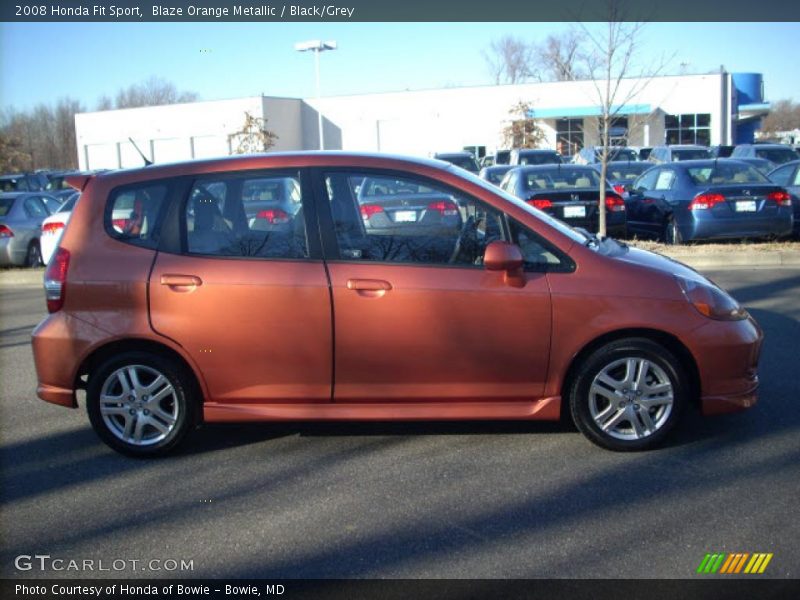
[568, 338, 687, 451]
[87, 351, 198, 457]
[25, 240, 42, 267]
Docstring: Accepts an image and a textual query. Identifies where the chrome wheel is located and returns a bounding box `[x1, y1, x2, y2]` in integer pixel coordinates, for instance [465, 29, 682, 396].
[99, 365, 178, 446]
[589, 357, 674, 441]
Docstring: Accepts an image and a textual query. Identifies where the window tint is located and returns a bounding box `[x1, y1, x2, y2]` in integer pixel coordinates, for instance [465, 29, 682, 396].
[326, 171, 505, 266]
[1, 177, 27, 192]
[769, 164, 794, 186]
[755, 148, 797, 165]
[23, 196, 48, 218]
[687, 164, 767, 186]
[524, 168, 600, 191]
[107, 184, 168, 249]
[0, 198, 14, 217]
[185, 173, 307, 259]
[635, 169, 659, 191]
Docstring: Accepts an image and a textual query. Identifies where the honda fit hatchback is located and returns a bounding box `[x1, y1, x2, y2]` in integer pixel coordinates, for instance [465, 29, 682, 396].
[32, 153, 762, 456]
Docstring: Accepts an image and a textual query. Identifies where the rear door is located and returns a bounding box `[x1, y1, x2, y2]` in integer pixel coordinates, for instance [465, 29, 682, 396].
[148, 169, 332, 405]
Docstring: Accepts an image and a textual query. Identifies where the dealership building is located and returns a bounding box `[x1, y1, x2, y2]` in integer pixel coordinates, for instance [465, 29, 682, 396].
[74, 71, 770, 170]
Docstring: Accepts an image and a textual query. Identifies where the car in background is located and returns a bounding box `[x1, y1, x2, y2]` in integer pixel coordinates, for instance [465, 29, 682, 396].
[31, 152, 763, 456]
[44, 170, 82, 201]
[637, 147, 653, 161]
[593, 161, 653, 195]
[40, 192, 80, 264]
[709, 145, 735, 158]
[0, 172, 48, 192]
[479, 165, 513, 186]
[624, 159, 792, 244]
[480, 150, 511, 168]
[499, 164, 626, 237]
[731, 144, 798, 169]
[648, 145, 712, 164]
[767, 160, 800, 236]
[508, 149, 562, 166]
[433, 152, 480, 173]
[0, 192, 60, 266]
[572, 146, 640, 165]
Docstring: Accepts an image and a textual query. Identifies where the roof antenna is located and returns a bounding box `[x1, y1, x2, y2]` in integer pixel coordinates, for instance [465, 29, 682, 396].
[128, 137, 153, 166]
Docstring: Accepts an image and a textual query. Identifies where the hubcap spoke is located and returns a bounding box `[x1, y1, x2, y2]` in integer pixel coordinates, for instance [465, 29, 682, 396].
[590, 383, 620, 404]
[639, 393, 673, 409]
[600, 408, 627, 432]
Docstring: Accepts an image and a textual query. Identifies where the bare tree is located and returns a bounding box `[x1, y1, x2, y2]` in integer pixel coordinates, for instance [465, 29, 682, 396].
[483, 36, 537, 85]
[114, 76, 199, 109]
[502, 102, 546, 149]
[576, 1, 669, 237]
[761, 99, 800, 135]
[229, 112, 279, 154]
[534, 31, 586, 82]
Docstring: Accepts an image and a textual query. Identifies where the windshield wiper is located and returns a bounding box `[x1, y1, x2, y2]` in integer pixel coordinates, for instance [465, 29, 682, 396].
[574, 227, 599, 248]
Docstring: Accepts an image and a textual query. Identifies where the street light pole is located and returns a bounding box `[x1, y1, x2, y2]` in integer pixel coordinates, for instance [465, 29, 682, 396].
[295, 40, 337, 151]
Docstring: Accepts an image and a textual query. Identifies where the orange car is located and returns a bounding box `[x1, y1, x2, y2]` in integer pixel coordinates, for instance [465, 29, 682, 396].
[31, 153, 762, 456]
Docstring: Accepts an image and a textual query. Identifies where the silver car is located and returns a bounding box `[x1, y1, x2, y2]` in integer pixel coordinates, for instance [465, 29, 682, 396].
[0, 192, 59, 267]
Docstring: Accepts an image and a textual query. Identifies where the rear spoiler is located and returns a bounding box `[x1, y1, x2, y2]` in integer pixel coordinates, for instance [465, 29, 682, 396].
[64, 174, 94, 192]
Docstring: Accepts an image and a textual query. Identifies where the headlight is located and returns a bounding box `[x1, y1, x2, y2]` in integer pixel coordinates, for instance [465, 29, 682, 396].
[675, 275, 748, 321]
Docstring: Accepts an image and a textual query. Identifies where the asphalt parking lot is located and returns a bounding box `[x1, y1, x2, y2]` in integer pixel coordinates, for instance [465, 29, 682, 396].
[1, 267, 799, 579]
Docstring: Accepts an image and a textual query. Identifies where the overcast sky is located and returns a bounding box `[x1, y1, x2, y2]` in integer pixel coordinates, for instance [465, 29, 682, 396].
[1, 22, 797, 111]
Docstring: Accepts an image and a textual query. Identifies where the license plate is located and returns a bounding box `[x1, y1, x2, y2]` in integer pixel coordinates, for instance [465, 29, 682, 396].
[735, 200, 757, 212]
[394, 210, 418, 222]
[563, 206, 586, 218]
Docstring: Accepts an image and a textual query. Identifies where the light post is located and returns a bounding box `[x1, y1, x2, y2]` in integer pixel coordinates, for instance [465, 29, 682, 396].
[294, 40, 337, 150]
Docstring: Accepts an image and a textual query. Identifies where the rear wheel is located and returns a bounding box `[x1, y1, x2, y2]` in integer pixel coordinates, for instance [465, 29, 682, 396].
[568, 338, 687, 451]
[25, 240, 42, 267]
[87, 351, 197, 457]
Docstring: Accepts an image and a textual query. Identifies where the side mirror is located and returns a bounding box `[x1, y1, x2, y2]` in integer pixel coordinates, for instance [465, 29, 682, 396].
[484, 241, 525, 288]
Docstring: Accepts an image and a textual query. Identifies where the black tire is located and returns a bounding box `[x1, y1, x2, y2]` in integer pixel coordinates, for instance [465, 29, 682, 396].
[25, 240, 42, 267]
[568, 338, 687, 451]
[86, 351, 198, 457]
[663, 217, 682, 245]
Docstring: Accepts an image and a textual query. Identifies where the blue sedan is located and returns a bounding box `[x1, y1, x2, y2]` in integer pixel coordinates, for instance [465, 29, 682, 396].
[624, 159, 793, 244]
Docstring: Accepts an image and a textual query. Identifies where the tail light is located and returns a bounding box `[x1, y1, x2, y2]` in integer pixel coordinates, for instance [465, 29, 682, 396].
[689, 193, 725, 210]
[527, 198, 553, 210]
[767, 190, 792, 207]
[256, 208, 290, 224]
[427, 200, 459, 216]
[112, 218, 130, 231]
[605, 194, 626, 212]
[360, 204, 384, 220]
[42, 221, 65, 235]
[0, 224, 13, 238]
[613, 184, 626, 196]
[44, 247, 70, 313]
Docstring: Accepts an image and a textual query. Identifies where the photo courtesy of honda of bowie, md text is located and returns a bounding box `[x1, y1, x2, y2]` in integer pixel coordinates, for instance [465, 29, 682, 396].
[14, 3, 357, 18]
[13, 583, 280, 598]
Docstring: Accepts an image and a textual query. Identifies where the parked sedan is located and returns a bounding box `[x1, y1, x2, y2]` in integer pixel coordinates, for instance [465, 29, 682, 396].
[479, 165, 513, 186]
[0, 192, 59, 266]
[625, 159, 793, 244]
[40, 192, 80, 264]
[767, 159, 800, 235]
[499, 165, 627, 237]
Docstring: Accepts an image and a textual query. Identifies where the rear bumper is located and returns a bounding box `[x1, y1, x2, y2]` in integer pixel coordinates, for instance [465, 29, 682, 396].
[683, 213, 793, 241]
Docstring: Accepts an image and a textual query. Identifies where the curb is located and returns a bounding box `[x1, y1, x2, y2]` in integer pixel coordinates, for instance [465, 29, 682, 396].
[0, 268, 44, 287]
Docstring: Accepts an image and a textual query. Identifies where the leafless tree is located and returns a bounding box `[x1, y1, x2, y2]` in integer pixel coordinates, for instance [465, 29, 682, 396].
[114, 76, 199, 109]
[576, 0, 670, 237]
[534, 31, 586, 82]
[483, 36, 537, 85]
[761, 99, 800, 135]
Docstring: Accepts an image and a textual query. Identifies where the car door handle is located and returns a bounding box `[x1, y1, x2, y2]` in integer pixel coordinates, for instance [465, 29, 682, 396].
[346, 279, 392, 297]
[160, 274, 202, 292]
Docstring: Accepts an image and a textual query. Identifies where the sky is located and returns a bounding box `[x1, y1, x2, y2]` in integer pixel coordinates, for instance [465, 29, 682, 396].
[1, 21, 798, 112]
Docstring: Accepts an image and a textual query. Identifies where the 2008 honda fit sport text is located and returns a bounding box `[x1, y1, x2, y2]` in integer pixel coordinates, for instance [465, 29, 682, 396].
[31, 153, 763, 456]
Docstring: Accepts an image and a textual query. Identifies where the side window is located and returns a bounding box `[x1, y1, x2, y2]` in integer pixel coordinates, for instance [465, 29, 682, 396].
[654, 170, 676, 191]
[185, 172, 307, 259]
[23, 196, 48, 218]
[509, 219, 568, 271]
[107, 183, 168, 249]
[325, 171, 505, 267]
[793, 167, 800, 186]
[42, 196, 62, 214]
[635, 169, 659, 192]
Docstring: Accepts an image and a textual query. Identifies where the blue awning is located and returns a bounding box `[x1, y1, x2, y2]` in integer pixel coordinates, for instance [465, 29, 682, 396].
[527, 104, 653, 119]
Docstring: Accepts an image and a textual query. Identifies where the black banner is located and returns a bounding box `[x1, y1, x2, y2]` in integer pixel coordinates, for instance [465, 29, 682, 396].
[2, 0, 799, 22]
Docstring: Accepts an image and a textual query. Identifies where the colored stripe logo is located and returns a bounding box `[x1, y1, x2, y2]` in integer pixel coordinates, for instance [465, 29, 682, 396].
[697, 552, 773, 574]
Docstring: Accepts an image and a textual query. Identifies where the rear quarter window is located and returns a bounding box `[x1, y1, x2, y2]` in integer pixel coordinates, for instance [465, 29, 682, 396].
[106, 184, 169, 249]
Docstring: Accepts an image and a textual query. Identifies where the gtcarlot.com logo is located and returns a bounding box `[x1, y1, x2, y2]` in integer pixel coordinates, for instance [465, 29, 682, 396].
[697, 552, 773, 574]
[14, 554, 194, 572]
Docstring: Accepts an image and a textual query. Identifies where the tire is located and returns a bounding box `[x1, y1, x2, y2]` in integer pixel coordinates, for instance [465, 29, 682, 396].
[568, 338, 687, 451]
[25, 240, 42, 267]
[664, 217, 682, 245]
[86, 351, 198, 457]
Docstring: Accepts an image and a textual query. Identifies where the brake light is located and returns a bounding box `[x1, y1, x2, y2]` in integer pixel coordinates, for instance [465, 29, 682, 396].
[605, 194, 626, 212]
[256, 208, 290, 224]
[0, 224, 13, 238]
[44, 247, 70, 313]
[360, 204, 384, 220]
[427, 200, 459, 216]
[767, 190, 792, 207]
[42, 221, 65, 235]
[527, 198, 553, 210]
[689, 193, 725, 210]
[613, 184, 626, 196]
[112, 218, 130, 231]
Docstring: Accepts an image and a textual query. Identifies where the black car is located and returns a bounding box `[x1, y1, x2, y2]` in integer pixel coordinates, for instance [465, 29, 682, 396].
[625, 159, 792, 244]
[767, 160, 800, 235]
[499, 164, 627, 237]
